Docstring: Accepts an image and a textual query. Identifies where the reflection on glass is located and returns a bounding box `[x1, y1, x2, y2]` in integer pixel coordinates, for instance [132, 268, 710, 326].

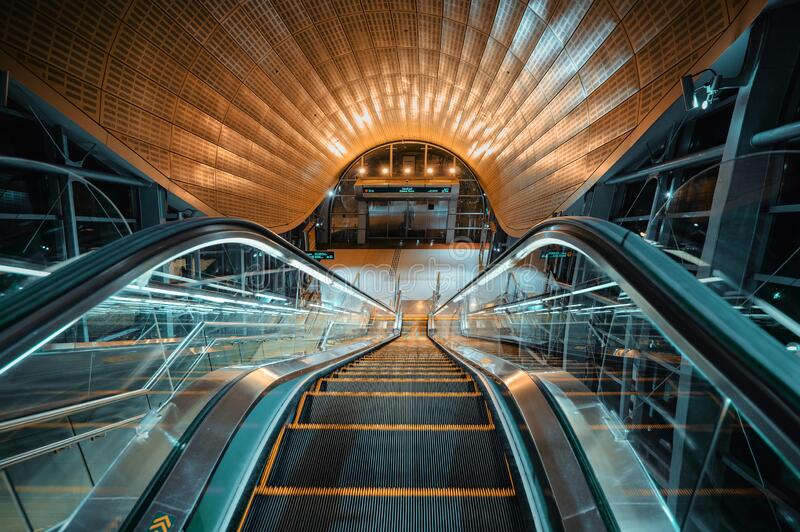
[432, 236, 800, 530]
[0, 236, 395, 530]
[648, 151, 800, 347]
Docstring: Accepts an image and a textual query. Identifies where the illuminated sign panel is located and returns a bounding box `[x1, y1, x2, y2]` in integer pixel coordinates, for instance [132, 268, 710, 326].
[307, 251, 335, 260]
[539, 250, 574, 259]
[363, 186, 451, 194]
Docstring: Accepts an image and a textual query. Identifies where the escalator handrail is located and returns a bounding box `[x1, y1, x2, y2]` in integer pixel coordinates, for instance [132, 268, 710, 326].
[434, 216, 800, 470]
[0, 217, 395, 370]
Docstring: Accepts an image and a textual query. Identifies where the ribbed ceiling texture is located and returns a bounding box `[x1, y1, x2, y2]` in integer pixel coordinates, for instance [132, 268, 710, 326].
[0, 0, 758, 234]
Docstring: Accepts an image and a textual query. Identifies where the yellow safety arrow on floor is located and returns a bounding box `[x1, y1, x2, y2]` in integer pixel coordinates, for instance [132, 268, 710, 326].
[149, 513, 172, 532]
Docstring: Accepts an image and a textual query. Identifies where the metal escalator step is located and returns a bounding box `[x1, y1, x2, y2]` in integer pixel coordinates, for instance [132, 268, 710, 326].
[357, 362, 452, 365]
[240, 494, 528, 532]
[298, 395, 490, 425]
[347, 362, 456, 367]
[334, 372, 464, 379]
[336, 366, 464, 373]
[322, 380, 475, 393]
[348, 365, 457, 370]
[263, 428, 514, 489]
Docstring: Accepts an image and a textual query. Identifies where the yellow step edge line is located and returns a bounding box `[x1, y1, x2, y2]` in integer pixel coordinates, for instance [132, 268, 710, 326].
[504, 454, 516, 492]
[340, 369, 463, 373]
[361, 359, 450, 361]
[238, 423, 287, 531]
[258, 425, 287, 487]
[359, 361, 451, 364]
[484, 402, 494, 426]
[351, 362, 456, 365]
[307, 391, 481, 397]
[349, 363, 456, 366]
[287, 423, 496, 431]
[347, 365, 457, 368]
[354, 360, 454, 363]
[337, 372, 464, 376]
[354, 363, 455, 366]
[254, 486, 515, 497]
[293, 394, 308, 424]
[346, 365, 458, 368]
[322, 378, 470, 382]
[349, 366, 457, 369]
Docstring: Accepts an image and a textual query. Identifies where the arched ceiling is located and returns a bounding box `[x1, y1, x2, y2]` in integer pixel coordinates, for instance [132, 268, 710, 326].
[0, 0, 761, 235]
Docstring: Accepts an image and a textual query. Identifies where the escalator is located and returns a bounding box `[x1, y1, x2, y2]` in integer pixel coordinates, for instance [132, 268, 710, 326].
[0, 216, 798, 531]
[236, 334, 531, 531]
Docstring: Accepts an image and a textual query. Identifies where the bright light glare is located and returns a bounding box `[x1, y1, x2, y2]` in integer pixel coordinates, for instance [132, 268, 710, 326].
[0, 265, 50, 277]
[289, 259, 333, 285]
[0, 318, 79, 376]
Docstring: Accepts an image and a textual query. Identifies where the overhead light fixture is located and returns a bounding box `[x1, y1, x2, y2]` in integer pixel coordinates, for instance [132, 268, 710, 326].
[381, 167, 389, 175]
[327, 189, 335, 197]
[448, 167, 456, 174]
[426, 167, 433, 174]
[358, 167, 366, 175]
[403, 167, 411, 174]
[681, 70, 724, 111]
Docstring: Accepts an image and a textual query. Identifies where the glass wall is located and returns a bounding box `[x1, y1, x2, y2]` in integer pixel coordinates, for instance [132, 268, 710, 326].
[431, 228, 800, 531]
[0, 232, 395, 530]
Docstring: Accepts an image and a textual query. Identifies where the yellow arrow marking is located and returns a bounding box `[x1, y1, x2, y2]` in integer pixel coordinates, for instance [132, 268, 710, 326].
[149, 514, 172, 531]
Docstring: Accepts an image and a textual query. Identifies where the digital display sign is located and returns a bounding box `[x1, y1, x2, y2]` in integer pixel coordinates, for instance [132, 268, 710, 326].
[307, 251, 335, 260]
[362, 186, 451, 194]
[539, 250, 574, 259]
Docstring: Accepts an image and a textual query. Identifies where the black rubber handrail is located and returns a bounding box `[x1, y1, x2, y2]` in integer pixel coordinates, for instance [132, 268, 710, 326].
[435, 216, 800, 472]
[0, 217, 394, 370]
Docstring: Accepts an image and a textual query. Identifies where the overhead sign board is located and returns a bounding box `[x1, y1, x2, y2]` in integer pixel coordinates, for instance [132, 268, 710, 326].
[539, 250, 574, 259]
[307, 251, 335, 260]
[362, 186, 451, 194]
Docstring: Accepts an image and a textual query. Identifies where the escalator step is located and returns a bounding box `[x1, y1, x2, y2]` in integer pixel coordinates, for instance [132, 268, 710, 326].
[322, 380, 475, 393]
[264, 429, 514, 488]
[334, 372, 464, 379]
[356, 362, 452, 366]
[297, 395, 490, 425]
[237, 341, 533, 532]
[240, 494, 528, 532]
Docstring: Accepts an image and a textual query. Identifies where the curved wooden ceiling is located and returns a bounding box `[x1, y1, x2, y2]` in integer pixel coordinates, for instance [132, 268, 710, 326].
[0, 0, 760, 235]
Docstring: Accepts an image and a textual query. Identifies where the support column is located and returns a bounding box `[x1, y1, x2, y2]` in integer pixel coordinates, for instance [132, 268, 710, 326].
[699, 10, 800, 287]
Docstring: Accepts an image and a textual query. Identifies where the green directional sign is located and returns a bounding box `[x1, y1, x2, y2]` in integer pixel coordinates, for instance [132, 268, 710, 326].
[307, 251, 335, 260]
[539, 249, 573, 259]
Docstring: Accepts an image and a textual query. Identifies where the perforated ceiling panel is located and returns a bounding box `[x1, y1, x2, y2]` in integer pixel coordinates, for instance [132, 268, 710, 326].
[0, 0, 761, 234]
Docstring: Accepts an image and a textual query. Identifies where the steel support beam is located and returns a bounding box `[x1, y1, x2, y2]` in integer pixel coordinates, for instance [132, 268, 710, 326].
[0, 156, 149, 187]
[604, 145, 724, 186]
[699, 9, 800, 284]
[751, 120, 800, 147]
